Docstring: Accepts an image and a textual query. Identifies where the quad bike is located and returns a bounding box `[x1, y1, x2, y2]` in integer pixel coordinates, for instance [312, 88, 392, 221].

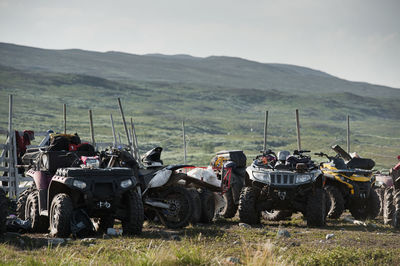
[239, 149, 326, 227]
[17, 133, 144, 237]
[0, 188, 7, 234]
[102, 146, 193, 229]
[381, 155, 400, 226]
[316, 145, 380, 220]
[210, 150, 246, 218]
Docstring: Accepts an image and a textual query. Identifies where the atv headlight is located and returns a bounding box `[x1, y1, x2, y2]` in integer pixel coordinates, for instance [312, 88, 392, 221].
[252, 172, 271, 183]
[73, 180, 87, 189]
[41, 154, 49, 170]
[296, 174, 311, 183]
[120, 179, 133, 188]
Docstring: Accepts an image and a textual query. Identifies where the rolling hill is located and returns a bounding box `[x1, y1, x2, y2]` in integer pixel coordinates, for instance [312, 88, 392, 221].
[0, 42, 399, 168]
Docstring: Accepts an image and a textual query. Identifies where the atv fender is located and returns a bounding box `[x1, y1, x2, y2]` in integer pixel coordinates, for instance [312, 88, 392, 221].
[47, 179, 73, 216]
[25, 169, 52, 214]
[313, 174, 325, 188]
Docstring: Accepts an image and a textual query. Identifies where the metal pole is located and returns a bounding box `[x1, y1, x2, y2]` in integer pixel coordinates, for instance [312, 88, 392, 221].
[110, 114, 117, 146]
[63, 104, 66, 134]
[295, 109, 301, 151]
[8, 95, 14, 197]
[117, 98, 132, 148]
[89, 109, 96, 148]
[130, 118, 141, 163]
[347, 115, 350, 154]
[182, 121, 187, 164]
[263, 110, 268, 151]
[118, 132, 122, 145]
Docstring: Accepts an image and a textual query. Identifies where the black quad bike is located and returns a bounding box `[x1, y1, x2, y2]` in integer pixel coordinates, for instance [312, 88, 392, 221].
[102, 146, 193, 229]
[239, 149, 326, 227]
[316, 145, 380, 220]
[17, 133, 144, 237]
[0, 188, 7, 234]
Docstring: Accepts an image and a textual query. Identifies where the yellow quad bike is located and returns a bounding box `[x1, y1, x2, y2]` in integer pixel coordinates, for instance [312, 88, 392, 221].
[315, 145, 380, 220]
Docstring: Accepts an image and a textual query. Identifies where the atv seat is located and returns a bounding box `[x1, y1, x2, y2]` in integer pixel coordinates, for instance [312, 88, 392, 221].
[346, 157, 375, 170]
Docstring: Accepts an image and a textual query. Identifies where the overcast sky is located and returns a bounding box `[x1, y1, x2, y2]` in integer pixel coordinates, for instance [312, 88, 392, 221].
[0, 0, 399, 88]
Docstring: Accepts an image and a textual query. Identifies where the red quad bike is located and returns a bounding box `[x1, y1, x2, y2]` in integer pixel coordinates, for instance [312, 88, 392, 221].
[381, 155, 400, 227]
[17, 133, 144, 237]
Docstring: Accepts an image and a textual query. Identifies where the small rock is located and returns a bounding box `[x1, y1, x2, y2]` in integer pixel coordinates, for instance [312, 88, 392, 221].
[81, 238, 96, 243]
[319, 240, 324, 243]
[290, 242, 300, 247]
[239, 223, 251, 228]
[48, 238, 65, 245]
[107, 228, 122, 236]
[225, 257, 241, 264]
[325, 233, 335, 240]
[277, 229, 290, 238]
[233, 240, 241, 245]
[170, 235, 181, 241]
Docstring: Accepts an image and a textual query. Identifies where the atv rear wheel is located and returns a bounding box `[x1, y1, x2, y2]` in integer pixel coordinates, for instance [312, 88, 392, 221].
[375, 188, 384, 216]
[349, 188, 380, 220]
[16, 186, 35, 220]
[121, 190, 144, 235]
[49, 193, 73, 238]
[220, 188, 238, 218]
[392, 189, 400, 228]
[306, 188, 326, 227]
[262, 210, 292, 221]
[156, 186, 192, 229]
[0, 189, 7, 234]
[383, 187, 395, 224]
[324, 185, 345, 219]
[188, 188, 201, 224]
[26, 190, 49, 233]
[238, 187, 260, 225]
[199, 189, 215, 223]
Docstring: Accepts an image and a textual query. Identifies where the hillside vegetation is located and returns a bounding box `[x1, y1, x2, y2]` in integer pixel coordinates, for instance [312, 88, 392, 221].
[0, 43, 399, 168]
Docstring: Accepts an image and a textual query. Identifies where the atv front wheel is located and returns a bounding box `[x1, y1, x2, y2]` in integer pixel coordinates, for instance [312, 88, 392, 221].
[324, 185, 345, 219]
[121, 190, 144, 235]
[262, 210, 292, 221]
[349, 189, 381, 220]
[26, 190, 49, 233]
[49, 193, 73, 237]
[383, 187, 395, 224]
[238, 187, 260, 225]
[0, 189, 7, 234]
[199, 189, 215, 223]
[188, 188, 201, 224]
[306, 188, 326, 227]
[156, 186, 193, 229]
[220, 188, 238, 218]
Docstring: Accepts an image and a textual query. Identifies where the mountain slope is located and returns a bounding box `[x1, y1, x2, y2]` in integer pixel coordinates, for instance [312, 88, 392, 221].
[0, 42, 399, 98]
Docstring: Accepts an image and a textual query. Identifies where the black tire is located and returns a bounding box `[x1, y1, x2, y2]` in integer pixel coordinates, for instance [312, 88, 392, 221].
[376, 188, 384, 216]
[306, 188, 326, 227]
[49, 193, 73, 238]
[392, 189, 400, 228]
[156, 186, 192, 229]
[16, 186, 35, 220]
[324, 185, 345, 219]
[238, 187, 260, 225]
[25, 190, 49, 233]
[262, 210, 292, 221]
[199, 189, 215, 223]
[188, 188, 201, 224]
[349, 188, 381, 220]
[384, 187, 395, 225]
[121, 190, 144, 235]
[0, 189, 7, 234]
[220, 188, 238, 218]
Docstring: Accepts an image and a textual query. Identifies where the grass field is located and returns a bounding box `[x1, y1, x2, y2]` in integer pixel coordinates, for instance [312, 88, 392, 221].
[1, 213, 400, 265]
